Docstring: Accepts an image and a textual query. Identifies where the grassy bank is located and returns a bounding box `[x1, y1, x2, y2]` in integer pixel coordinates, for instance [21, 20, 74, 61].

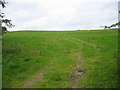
[3, 30, 118, 88]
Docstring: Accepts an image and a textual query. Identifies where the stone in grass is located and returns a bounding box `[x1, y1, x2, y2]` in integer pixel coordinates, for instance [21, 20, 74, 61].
[75, 69, 85, 75]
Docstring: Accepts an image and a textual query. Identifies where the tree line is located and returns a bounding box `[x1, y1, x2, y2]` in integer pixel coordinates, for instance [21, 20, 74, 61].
[104, 22, 120, 29]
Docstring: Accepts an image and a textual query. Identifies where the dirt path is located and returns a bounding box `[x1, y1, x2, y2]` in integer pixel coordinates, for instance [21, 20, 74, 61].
[22, 66, 47, 88]
[69, 54, 85, 88]
[22, 37, 87, 88]
[63, 37, 97, 48]
[24, 72, 44, 88]
[70, 38, 97, 47]
[22, 55, 85, 88]
[22, 57, 58, 88]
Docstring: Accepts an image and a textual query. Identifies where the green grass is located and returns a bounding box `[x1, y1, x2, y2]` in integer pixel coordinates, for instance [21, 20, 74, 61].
[2, 30, 118, 88]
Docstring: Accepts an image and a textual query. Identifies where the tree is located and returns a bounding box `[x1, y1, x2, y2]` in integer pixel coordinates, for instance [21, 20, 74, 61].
[110, 22, 120, 29]
[103, 22, 120, 30]
[0, 0, 6, 8]
[0, 0, 14, 35]
[104, 26, 110, 29]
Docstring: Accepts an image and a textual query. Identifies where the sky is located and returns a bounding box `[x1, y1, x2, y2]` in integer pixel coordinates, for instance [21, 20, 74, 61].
[2, 0, 119, 31]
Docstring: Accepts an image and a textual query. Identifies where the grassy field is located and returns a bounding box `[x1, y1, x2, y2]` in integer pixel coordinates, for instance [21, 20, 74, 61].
[2, 30, 118, 88]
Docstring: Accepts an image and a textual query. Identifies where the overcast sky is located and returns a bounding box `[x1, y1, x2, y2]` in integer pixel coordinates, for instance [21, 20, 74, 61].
[2, 0, 119, 31]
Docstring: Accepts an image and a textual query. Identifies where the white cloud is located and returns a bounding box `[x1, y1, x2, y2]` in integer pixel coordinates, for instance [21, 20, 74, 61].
[22, 17, 49, 28]
[3, 0, 119, 31]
